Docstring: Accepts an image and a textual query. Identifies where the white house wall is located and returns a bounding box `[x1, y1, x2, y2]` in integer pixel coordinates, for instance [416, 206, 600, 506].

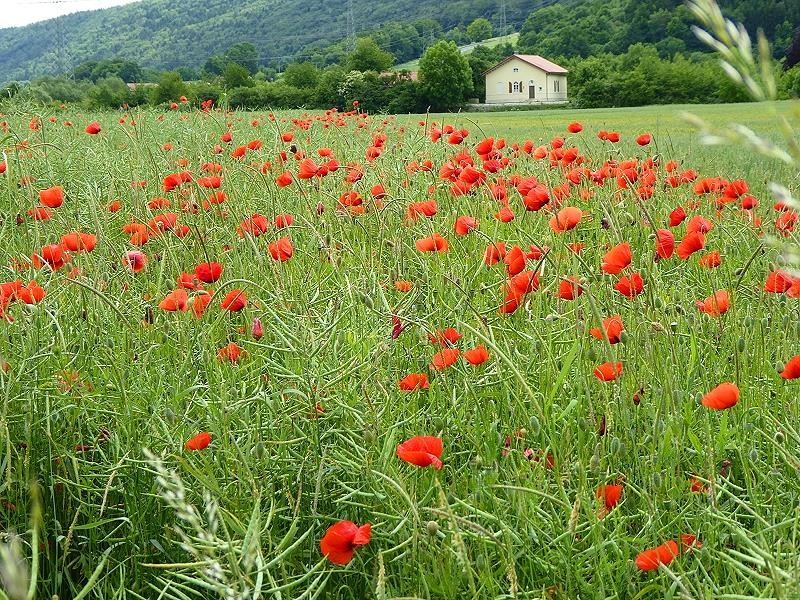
[484, 59, 568, 105]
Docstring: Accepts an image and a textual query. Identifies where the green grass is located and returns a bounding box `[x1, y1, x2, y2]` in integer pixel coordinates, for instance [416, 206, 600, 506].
[0, 100, 799, 599]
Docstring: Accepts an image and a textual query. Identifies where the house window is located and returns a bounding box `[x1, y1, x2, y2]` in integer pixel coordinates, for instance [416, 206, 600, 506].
[496, 81, 504, 95]
[508, 82, 512, 93]
[554, 80, 560, 93]
[513, 67, 519, 73]
[513, 81, 520, 93]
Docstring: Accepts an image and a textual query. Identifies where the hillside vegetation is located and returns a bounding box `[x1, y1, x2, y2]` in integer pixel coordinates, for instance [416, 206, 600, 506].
[0, 0, 796, 84]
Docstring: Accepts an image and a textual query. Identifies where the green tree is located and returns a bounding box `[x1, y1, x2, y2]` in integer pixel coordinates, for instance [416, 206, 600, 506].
[466, 18, 493, 43]
[87, 76, 130, 108]
[223, 63, 254, 89]
[418, 40, 473, 111]
[282, 62, 319, 89]
[225, 42, 259, 75]
[345, 37, 394, 72]
[150, 71, 187, 105]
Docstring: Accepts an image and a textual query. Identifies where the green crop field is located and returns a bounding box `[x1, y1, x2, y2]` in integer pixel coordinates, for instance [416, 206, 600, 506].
[0, 99, 798, 599]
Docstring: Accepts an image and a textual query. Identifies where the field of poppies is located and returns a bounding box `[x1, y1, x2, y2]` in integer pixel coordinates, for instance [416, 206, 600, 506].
[0, 97, 798, 599]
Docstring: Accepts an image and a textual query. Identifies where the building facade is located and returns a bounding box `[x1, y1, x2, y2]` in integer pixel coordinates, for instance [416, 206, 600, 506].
[484, 54, 568, 105]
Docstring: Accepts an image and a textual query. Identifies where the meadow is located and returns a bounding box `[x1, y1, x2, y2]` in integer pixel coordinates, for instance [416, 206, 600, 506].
[0, 99, 799, 599]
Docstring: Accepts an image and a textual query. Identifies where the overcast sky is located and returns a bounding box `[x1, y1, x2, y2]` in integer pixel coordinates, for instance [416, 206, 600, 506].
[1, 0, 141, 29]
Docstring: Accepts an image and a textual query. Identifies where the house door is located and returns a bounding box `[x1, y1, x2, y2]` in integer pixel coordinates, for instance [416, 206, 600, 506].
[529, 85, 535, 99]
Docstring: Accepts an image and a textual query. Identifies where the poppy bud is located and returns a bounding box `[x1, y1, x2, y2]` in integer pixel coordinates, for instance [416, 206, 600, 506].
[654, 297, 664, 309]
[359, 293, 374, 309]
[748, 448, 759, 462]
[252, 441, 266, 459]
[528, 415, 541, 436]
[651, 472, 663, 487]
[426, 521, 439, 536]
[610, 437, 622, 455]
[737, 337, 745, 352]
[251, 318, 264, 340]
[775, 431, 785, 444]
[363, 430, 376, 445]
[618, 330, 628, 344]
[589, 453, 600, 470]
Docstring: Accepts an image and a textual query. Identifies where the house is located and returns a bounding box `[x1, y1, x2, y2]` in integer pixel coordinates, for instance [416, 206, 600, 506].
[483, 54, 568, 105]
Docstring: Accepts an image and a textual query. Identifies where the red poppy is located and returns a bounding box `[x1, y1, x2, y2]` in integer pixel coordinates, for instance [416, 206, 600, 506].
[596, 483, 623, 510]
[238, 214, 270, 237]
[454, 215, 479, 236]
[594, 361, 623, 381]
[124, 251, 147, 272]
[635, 540, 679, 571]
[39, 186, 64, 208]
[484, 242, 507, 266]
[686, 215, 713, 234]
[680, 534, 702, 551]
[590, 315, 624, 344]
[614, 273, 644, 299]
[558, 276, 583, 300]
[696, 290, 730, 317]
[416, 234, 449, 253]
[431, 347, 460, 371]
[269, 237, 294, 261]
[677, 232, 705, 260]
[192, 291, 213, 319]
[655, 229, 675, 259]
[274, 214, 294, 229]
[636, 133, 651, 146]
[567, 122, 583, 134]
[701, 382, 739, 410]
[429, 328, 461, 346]
[185, 431, 211, 451]
[504, 245, 526, 277]
[16, 281, 46, 304]
[601, 242, 632, 274]
[84, 121, 101, 135]
[463, 344, 489, 365]
[320, 521, 371, 565]
[217, 341, 243, 363]
[276, 171, 293, 187]
[193, 262, 221, 284]
[549, 206, 582, 233]
[159, 289, 189, 312]
[669, 206, 687, 227]
[399, 373, 430, 391]
[220, 289, 247, 312]
[764, 270, 794, 293]
[698, 251, 721, 268]
[197, 176, 222, 189]
[61, 232, 97, 252]
[780, 356, 800, 380]
[28, 207, 53, 221]
[397, 436, 443, 469]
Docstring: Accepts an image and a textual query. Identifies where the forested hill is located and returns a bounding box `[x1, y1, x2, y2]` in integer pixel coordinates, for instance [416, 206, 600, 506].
[0, 0, 537, 82]
[0, 0, 797, 84]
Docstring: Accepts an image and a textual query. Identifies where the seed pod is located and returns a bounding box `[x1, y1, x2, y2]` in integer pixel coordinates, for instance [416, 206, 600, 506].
[610, 437, 622, 455]
[737, 337, 745, 352]
[529, 415, 541, 436]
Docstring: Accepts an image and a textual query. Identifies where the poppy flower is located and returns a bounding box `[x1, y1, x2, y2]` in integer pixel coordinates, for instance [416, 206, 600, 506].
[636, 133, 651, 146]
[698, 251, 721, 268]
[701, 382, 740, 410]
[780, 356, 800, 380]
[590, 315, 624, 344]
[549, 206, 582, 233]
[596, 483, 623, 511]
[686, 215, 713, 234]
[431, 347, 460, 371]
[680, 534, 702, 551]
[238, 214, 270, 237]
[429, 328, 461, 346]
[594, 362, 623, 381]
[16, 281, 46, 304]
[124, 251, 147, 272]
[509, 270, 540, 295]
[651, 230, 673, 260]
[397, 435, 443, 469]
[159, 289, 189, 312]
[601, 242, 632, 275]
[764, 270, 794, 293]
[221, 289, 247, 312]
[614, 273, 644, 299]
[463, 344, 489, 365]
[185, 431, 211, 451]
[399, 373, 429, 391]
[320, 521, 371, 565]
[269, 237, 293, 261]
[39, 186, 64, 208]
[484, 242, 507, 266]
[504, 245, 526, 277]
[191, 291, 213, 318]
[677, 232, 705, 260]
[274, 214, 294, 229]
[197, 176, 222, 189]
[217, 341, 243, 363]
[522, 184, 550, 211]
[696, 290, 729, 317]
[276, 171, 293, 187]
[61, 232, 97, 252]
[669, 207, 687, 227]
[84, 121, 101, 134]
[567, 122, 583, 134]
[454, 215, 479, 236]
[558, 276, 583, 300]
[416, 234, 449, 253]
[195, 262, 223, 283]
[28, 207, 53, 221]
[495, 205, 515, 222]
[635, 540, 679, 571]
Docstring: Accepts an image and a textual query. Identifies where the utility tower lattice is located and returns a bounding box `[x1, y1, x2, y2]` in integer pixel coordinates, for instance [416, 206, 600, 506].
[499, 0, 507, 36]
[347, 0, 355, 51]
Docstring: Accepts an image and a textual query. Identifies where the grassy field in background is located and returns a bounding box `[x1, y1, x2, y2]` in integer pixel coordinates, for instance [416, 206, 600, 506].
[0, 100, 798, 599]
